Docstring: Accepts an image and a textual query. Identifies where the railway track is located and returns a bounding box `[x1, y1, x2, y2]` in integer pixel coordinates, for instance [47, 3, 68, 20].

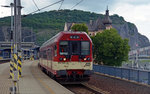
[81, 83, 110, 94]
[64, 83, 110, 94]
[0, 60, 10, 64]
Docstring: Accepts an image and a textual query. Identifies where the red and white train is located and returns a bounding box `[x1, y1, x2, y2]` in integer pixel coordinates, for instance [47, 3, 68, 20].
[39, 31, 93, 83]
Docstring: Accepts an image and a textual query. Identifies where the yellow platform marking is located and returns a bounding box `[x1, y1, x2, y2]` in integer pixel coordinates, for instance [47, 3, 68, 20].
[38, 78, 55, 94]
[31, 62, 55, 94]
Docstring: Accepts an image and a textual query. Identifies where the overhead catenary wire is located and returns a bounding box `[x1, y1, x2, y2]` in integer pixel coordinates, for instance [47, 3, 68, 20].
[25, 0, 63, 16]
[71, 0, 83, 9]
[58, 0, 64, 10]
[24, 0, 85, 17]
[32, 0, 40, 11]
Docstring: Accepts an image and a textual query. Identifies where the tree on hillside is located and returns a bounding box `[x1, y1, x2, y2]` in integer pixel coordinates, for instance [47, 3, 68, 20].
[92, 28, 130, 66]
[71, 23, 88, 33]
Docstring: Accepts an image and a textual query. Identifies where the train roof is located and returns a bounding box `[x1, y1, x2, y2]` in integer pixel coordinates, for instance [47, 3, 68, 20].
[40, 31, 91, 49]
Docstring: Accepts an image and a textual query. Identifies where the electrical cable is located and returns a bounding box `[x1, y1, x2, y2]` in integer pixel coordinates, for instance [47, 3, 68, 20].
[25, 0, 63, 16]
[58, 0, 64, 10]
[71, 0, 83, 9]
[32, 0, 40, 11]
[30, 0, 63, 14]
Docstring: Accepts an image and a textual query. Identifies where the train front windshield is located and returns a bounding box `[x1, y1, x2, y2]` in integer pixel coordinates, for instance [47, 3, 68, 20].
[59, 41, 69, 55]
[81, 41, 90, 55]
[59, 41, 90, 55]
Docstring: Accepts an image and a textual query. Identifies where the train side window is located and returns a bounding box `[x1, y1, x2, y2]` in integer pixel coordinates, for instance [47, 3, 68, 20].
[39, 52, 42, 58]
[43, 50, 47, 59]
[54, 45, 57, 56]
[4, 51, 9, 58]
[59, 41, 68, 55]
[47, 49, 52, 60]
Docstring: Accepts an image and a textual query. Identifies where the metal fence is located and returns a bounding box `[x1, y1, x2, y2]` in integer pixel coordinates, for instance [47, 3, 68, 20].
[93, 64, 150, 85]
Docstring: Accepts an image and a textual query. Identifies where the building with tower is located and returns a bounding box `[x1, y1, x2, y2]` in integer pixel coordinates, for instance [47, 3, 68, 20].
[64, 7, 112, 36]
[103, 6, 112, 30]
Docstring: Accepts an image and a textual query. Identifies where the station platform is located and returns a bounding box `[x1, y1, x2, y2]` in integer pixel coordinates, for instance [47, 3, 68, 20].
[0, 63, 12, 94]
[0, 60, 74, 94]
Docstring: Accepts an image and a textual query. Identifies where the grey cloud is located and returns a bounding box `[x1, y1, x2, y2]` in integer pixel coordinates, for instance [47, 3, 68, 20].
[5, 0, 150, 15]
[115, 0, 150, 5]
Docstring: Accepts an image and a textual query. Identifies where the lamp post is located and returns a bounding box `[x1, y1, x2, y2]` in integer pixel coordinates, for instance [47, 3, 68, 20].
[1, 2, 14, 71]
[10, 3, 14, 37]
[10, 3, 14, 61]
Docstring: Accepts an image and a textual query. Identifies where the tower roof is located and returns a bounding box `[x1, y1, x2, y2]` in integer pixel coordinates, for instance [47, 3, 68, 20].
[103, 6, 112, 25]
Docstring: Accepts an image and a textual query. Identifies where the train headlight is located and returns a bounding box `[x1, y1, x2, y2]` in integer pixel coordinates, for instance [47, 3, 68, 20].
[84, 58, 87, 61]
[63, 58, 66, 61]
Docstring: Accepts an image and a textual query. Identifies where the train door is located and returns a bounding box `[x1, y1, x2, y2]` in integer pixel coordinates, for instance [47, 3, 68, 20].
[47, 48, 52, 68]
[70, 41, 80, 61]
[43, 50, 47, 66]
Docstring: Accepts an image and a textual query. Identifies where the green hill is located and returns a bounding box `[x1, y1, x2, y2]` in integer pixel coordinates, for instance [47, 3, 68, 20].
[1, 9, 148, 49]
[0, 9, 125, 30]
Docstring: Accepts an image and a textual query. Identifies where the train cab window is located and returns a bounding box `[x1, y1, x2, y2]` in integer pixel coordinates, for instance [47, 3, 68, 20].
[59, 41, 68, 55]
[81, 41, 90, 55]
[71, 41, 80, 55]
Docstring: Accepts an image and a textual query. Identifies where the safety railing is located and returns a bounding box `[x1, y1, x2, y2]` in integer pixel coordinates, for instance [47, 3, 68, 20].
[93, 64, 150, 85]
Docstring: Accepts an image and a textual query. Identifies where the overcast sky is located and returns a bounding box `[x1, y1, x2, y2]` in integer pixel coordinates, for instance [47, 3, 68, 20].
[0, 0, 150, 40]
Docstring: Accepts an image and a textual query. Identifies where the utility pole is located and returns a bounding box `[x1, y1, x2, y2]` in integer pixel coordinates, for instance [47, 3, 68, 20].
[12, 1, 18, 94]
[10, 0, 22, 93]
[14, 0, 22, 50]
[14, 0, 17, 49]
[10, 3, 14, 80]
[17, 0, 22, 51]
[17, 0, 22, 78]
